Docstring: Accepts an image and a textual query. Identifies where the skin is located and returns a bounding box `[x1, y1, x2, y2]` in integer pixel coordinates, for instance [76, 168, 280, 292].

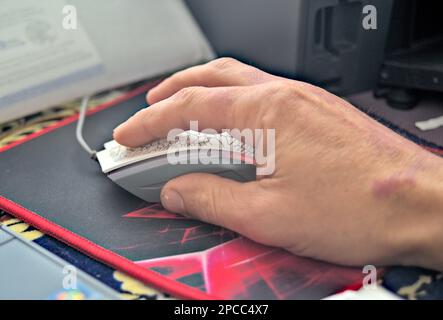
[114, 58, 443, 271]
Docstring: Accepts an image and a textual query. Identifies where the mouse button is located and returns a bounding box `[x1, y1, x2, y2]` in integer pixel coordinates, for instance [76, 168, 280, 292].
[139, 183, 165, 190]
[216, 165, 256, 182]
[107, 167, 164, 203]
[108, 155, 172, 185]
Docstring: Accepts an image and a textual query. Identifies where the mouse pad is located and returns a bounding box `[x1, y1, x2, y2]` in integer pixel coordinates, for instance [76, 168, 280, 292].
[0, 82, 366, 299]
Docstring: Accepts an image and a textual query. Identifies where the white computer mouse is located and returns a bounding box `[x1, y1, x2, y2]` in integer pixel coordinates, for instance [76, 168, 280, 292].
[96, 131, 256, 203]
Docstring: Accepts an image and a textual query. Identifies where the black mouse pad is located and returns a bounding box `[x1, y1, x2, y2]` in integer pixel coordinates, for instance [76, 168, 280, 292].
[0, 83, 365, 299]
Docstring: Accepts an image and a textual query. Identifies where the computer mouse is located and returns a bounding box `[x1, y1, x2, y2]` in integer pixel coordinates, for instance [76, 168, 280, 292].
[96, 131, 256, 203]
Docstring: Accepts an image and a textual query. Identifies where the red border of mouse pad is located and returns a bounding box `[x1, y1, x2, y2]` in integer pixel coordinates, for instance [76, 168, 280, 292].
[2, 82, 441, 299]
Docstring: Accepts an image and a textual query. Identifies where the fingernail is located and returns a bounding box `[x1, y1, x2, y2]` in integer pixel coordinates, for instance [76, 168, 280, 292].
[161, 190, 185, 214]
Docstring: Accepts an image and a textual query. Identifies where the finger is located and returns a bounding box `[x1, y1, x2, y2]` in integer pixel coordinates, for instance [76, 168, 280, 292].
[160, 173, 258, 233]
[147, 57, 279, 105]
[114, 85, 260, 147]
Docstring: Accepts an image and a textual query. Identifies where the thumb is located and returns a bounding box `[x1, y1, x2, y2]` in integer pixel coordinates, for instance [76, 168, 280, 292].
[160, 173, 257, 233]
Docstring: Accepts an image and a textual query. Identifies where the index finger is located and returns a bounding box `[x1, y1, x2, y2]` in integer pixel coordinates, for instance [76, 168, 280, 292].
[113, 85, 261, 148]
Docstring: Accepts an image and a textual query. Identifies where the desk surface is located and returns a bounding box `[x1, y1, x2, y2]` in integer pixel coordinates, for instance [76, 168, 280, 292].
[349, 91, 443, 147]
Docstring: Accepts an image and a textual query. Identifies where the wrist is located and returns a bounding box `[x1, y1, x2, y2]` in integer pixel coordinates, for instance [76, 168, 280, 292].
[388, 155, 443, 271]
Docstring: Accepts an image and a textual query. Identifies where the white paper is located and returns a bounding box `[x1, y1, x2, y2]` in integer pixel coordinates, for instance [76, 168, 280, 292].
[0, 0, 214, 123]
[415, 115, 443, 131]
[0, 0, 103, 106]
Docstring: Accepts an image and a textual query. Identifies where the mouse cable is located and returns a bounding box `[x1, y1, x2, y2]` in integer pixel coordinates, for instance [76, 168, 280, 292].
[76, 96, 97, 160]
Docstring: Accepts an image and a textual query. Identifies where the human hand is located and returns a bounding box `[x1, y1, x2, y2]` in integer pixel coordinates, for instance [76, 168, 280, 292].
[114, 58, 443, 271]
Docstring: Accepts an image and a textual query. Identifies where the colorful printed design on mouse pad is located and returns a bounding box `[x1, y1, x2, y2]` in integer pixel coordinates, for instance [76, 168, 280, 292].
[118, 204, 363, 299]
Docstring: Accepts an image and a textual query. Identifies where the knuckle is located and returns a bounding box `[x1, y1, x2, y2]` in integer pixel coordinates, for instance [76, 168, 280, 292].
[209, 57, 240, 71]
[266, 80, 302, 101]
[165, 71, 185, 87]
[196, 188, 222, 223]
[169, 68, 197, 85]
[284, 81, 323, 106]
[254, 81, 309, 128]
[271, 81, 313, 105]
[259, 110, 279, 130]
[138, 110, 158, 139]
[173, 86, 203, 102]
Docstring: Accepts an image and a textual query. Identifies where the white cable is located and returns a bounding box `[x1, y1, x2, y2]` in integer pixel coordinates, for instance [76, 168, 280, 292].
[76, 96, 97, 159]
